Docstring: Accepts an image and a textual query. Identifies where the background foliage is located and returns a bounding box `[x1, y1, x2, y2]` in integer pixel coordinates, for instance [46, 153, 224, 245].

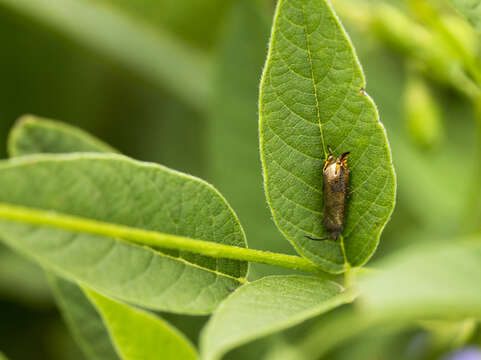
[1, 0, 481, 359]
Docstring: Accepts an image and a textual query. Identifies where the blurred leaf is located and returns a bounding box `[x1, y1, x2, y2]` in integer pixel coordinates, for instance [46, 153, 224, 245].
[0, 352, 8, 360]
[0, 153, 247, 314]
[200, 275, 350, 360]
[404, 74, 444, 149]
[259, 0, 396, 272]
[321, 324, 418, 360]
[8, 116, 118, 156]
[261, 305, 375, 360]
[85, 288, 197, 360]
[207, 1, 287, 278]
[0, 246, 51, 306]
[93, 0, 234, 50]
[420, 319, 478, 354]
[360, 241, 481, 320]
[449, 0, 481, 34]
[0, 0, 212, 110]
[48, 274, 120, 360]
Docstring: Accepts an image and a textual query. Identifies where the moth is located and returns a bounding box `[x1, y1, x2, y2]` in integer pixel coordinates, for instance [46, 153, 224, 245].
[306, 147, 350, 241]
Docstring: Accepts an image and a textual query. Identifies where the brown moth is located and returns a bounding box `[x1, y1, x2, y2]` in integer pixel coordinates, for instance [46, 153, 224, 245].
[306, 146, 350, 241]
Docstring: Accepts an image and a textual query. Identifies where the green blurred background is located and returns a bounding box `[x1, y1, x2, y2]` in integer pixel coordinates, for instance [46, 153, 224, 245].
[1, 0, 480, 359]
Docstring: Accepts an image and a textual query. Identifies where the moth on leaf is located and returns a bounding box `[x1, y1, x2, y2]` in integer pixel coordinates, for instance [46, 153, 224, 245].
[306, 147, 350, 241]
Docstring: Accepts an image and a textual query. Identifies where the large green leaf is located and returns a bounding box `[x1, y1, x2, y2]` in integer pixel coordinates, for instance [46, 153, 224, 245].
[48, 274, 120, 360]
[359, 241, 481, 320]
[259, 0, 396, 273]
[449, 0, 481, 33]
[200, 275, 351, 360]
[0, 153, 247, 314]
[85, 288, 198, 360]
[0, 0, 211, 110]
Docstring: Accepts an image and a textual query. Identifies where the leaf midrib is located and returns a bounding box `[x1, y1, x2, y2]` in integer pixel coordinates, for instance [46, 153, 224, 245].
[0, 202, 326, 276]
[300, 0, 327, 158]
[0, 202, 246, 283]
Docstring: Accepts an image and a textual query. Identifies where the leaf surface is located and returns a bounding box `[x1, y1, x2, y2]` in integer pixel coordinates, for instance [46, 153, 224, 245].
[259, 0, 396, 272]
[85, 288, 198, 360]
[200, 275, 350, 360]
[0, 152, 247, 314]
[48, 274, 120, 360]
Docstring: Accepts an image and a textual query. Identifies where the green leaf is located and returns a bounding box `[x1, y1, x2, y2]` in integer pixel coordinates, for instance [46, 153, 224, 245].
[449, 0, 481, 33]
[91, 0, 234, 50]
[0, 0, 211, 110]
[200, 275, 351, 360]
[0, 352, 9, 360]
[10, 116, 119, 358]
[0, 246, 51, 306]
[259, 0, 396, 272]
[48, 274, 120, 360]
[359, 241, 481, 320]
[0, 153, 247, 314]
[84, 287, 198, 360]
[8, 115, 118, 156]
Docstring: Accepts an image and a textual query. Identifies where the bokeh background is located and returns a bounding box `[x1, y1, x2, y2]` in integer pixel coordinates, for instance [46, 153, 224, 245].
[1, 0, 480, 359]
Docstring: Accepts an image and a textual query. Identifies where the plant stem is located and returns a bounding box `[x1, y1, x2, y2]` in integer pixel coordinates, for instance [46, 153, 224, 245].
[0, 202, 328, 275]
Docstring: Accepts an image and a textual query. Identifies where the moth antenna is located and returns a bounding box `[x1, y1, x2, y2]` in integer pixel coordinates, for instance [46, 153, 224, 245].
[304, 235, 328, 241]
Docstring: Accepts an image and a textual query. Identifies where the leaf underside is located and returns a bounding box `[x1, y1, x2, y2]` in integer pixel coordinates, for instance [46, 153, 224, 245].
[47, 274, 120, 360]
[259, 0, 396, 272]
[3, 117, 248, 314]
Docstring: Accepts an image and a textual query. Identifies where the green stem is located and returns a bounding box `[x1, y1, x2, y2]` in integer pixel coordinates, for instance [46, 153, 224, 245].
[0, 202, 326, 275]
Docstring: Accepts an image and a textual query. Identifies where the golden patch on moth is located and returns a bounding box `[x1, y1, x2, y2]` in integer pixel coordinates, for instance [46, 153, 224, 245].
[306, 146, 350, 241]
